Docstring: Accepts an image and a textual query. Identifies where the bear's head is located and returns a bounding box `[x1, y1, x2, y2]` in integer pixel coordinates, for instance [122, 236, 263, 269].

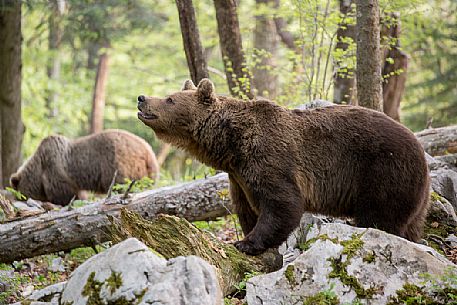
[137, 78, 217, 147]
[10, 135, 69, 203]
[10, 155, 47, 202]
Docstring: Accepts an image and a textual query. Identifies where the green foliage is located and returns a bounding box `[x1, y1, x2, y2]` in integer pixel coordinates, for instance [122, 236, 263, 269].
[303, 286, 340, 305]
[5, 187, 27, 201]
[112, 177, 156, 195]
[388, 269, 457, 305]
[232, 271, 261, 297]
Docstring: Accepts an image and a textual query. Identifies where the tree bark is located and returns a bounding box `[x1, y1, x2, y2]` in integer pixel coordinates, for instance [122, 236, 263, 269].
[175, 0, 209, 85]
[253, 0, 278, 99]
[272, 0, 297, 51]
[356, 0, 383, 111]
[381, 13, 407, 122]
[214, 0, 254, 99]
[46, 0, 65, 118]
[0, 0, 24, 188]
[0, 173, 230, 263]
[90, 46, 110, 134]
[333, 0, 357, 105]
[415, 125, 457, 157]
[109, 210, 281, 296]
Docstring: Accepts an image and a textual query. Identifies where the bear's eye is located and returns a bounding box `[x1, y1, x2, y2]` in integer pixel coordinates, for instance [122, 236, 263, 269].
[166, 97, 175, 104]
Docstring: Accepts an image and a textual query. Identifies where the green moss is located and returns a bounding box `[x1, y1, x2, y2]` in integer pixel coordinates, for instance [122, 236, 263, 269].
[285, 264, 297, 287]
[299, 234, 339, 251]
[303, 290, 340, 305]
[387, 283, 435, 304]
[341, 233, 364, 258]
[327, 232, 375, 300]
[106, 271, 123, 294]
[82, 272, 103, 305]
[363, 251, 376, 263]
[430, 191, 443, 202]
[328, 257, 377, 299]
[20, 301, 32, 305]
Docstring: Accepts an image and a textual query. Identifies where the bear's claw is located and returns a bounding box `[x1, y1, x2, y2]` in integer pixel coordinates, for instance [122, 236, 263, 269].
[234, 240, 265, 256]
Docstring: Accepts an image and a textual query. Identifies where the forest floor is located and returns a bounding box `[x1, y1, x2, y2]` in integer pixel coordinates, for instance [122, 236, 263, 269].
[0, 214, 242, 304]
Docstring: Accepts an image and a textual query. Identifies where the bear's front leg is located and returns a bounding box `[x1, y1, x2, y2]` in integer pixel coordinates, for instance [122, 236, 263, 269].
[235, 194, 303, 255]
[229, 176, 258, 235]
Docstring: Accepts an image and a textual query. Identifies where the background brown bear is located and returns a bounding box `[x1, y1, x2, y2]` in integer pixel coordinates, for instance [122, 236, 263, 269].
[137, 79, 430, 255]
[10, 129, 159, 205]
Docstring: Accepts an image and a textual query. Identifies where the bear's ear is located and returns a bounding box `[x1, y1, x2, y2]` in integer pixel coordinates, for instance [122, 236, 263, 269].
[182, 79, 197, 91]
[197, 78, 216, 105]
[10, 174, 20, 189]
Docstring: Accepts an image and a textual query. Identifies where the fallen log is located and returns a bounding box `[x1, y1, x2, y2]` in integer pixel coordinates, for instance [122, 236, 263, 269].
[415, 125, 457, 156]
[0, 173, 230, 263]
[108, 209, 282, 296]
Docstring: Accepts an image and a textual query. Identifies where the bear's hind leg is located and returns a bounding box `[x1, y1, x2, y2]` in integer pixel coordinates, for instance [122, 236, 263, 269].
[229, 176, 258, 236]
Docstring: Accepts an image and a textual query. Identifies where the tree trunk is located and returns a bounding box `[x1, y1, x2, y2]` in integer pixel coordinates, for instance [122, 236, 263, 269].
[90, 46, 110, 134]
[273, 0, 297, 51]
[214, 0, 254, 99]
[356, 0, 383, 111]
[109, 210, 281, 296]
[0, 173, 230, 263]
[175, 0, 209, 85]
[381, 13, 407, 122]
[253, 0, 278, 99]
[333, 0, 357, 105]
[0, 0, 24, 188]
[87, 41, 101, 71]
[46, 0, 65, 118]
[415, 125, 457, 157]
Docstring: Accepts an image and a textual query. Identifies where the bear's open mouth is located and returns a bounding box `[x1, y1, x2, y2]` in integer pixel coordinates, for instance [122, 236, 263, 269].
[138, 111, 158, 121]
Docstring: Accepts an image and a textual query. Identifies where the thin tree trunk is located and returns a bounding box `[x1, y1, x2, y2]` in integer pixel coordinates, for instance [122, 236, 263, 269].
[356, 0, 383, 111]
[0, 0, 24, 188]
[0, 173, 230, 263]
[90, 46, 110, 134]
[46, 0, 65, 118]
[157, 143, 172, 167]
[333, 0, 357, 105]
[381, 13, 407, 122]
[175, 0, 209, 84]
[87, 41, 101, 70]
[214, 0, 254, 99]
[253, 0, 278, 99]
[273, 0, 297, 51]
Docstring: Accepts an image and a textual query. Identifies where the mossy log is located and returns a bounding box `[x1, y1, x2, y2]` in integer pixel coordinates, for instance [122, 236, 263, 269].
[415, 125, 457, 156]
[0, 173, 230, 263]
[109, 209, 282, 296]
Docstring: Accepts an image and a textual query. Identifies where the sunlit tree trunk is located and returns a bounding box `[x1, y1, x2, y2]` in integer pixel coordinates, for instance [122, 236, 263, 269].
[356, 0, 382, 111]
[90, 45, 110, 134]
[175, 0, 209, 84]
[214, 0, 254, 99]
[333, 0, 357, 105]
[381, 13, 407, 122]
[0, 0, 24, 188]
[47, 0, 66, 118]
[253, 0, 278, 99]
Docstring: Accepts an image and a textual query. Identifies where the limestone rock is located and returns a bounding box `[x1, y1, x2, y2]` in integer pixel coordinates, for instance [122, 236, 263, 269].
[430, 168, 457, 210]
[247, 223, 455, 305]
[60, 238, 221, 305]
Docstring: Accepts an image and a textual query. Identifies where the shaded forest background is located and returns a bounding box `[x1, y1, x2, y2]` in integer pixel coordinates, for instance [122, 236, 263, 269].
[9, 0, 457, 179]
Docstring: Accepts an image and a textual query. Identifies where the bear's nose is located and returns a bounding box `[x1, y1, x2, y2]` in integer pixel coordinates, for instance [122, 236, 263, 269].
[138, 95, 146, 103]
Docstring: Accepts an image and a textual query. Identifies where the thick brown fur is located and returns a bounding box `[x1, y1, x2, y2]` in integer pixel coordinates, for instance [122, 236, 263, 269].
[137, 79, 430, 255]
[10, 129, 159, 205]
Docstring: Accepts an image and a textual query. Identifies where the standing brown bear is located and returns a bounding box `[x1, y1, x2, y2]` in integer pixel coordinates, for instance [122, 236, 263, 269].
[137, 79, 430, 255]
[10, 129, 159, 205]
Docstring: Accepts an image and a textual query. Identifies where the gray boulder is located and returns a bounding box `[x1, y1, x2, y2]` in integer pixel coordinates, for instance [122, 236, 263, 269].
[61, 238, 221, 305]
[247, 223, 455, 305]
